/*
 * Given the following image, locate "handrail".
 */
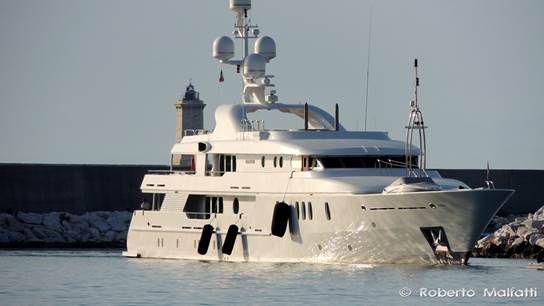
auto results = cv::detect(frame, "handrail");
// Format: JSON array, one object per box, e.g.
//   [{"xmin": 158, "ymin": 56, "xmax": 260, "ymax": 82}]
[
  {"xmin": 240, "ymin": 119, "xmax": 265, "ymax": 132},
  {"xmin": 184, "ymin": 129, "xmax": 212, "ymax": 136},
  {"xmin": 147, "ymin": 170, "xmax": 195, "ymax": 175},
  {"xmin": 376, "ymin": 159, "xmax": 407, "ymax": 169}
]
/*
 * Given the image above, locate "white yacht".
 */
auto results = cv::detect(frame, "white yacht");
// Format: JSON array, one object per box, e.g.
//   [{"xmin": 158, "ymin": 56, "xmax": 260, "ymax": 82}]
[{"xmin": 123, "ymin": 0, "xmax": 514, "ymax": 264}]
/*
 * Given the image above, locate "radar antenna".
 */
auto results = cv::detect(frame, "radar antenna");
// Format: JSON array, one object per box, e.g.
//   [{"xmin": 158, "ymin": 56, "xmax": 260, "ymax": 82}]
[
  {"xmin": 405, "ymin": 58, "xmax": 428, "ymax": 177},
  {"xmin": 212, "ymin": 0, "xmax": 278, "ymax": 104}
]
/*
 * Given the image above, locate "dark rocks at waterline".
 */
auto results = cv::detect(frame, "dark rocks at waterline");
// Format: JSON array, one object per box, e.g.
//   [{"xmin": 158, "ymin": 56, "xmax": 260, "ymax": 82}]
[
  {"xmin": 474, "ymin": 205, "xmax": 544, "ymax": 258},
  {"xmin": 0, "ymin": 211, "xmax": 132, "ymax": 248}
]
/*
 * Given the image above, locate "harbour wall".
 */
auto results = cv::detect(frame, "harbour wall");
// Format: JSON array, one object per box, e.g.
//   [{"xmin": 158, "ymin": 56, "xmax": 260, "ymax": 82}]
[{"xmin": 0, "ymin": 164, "xmax": 542, "ymax": 214}]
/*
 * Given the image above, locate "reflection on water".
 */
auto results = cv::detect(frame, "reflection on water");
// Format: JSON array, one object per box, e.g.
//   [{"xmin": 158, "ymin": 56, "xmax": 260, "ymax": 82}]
[{"xmin": 0, "ymin": 250, "xmax": 542, "ymax": 306}]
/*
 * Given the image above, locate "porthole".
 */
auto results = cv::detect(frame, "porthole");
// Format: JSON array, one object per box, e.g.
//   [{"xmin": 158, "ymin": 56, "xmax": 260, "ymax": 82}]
[
  {"xmin": 308, "ymin": 202, "xmax": 313, "ymax": 220},
  {"xmin": 325, "ymin": 202, "xmax": 331, "ymax": 220},
  {"xmin": 429, "ymin": 203, "xmax": 437, "ymax": 209},
  {"xmin": 261, "ymin": 156, "xmax": 265, "ymax": 168},
  {"xmin": 279, "ymin": 156, "xmax": 283, "ymax": 168},
  {"xmin": 233, "ymin": 198, "xmax": 240, "ymax": 214},
  {"xmin": 273, "ymin": 156, "xmax": 277, "ymax": 168}
]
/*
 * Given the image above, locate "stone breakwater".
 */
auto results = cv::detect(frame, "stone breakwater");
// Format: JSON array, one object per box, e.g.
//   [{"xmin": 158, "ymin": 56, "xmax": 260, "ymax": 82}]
[
  {"xmin": 474, "ymin": 205, "xmax": 544, "ymax": 258},
  {"xmin": 0, "ymin": 211, "xmax": 131, "ymax": 247}
]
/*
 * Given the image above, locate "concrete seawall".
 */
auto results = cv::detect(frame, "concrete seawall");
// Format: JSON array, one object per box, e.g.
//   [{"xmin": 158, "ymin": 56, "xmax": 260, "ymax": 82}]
[
  {"xmin": 1, "ymin": 163, "xmax": 542, "ymax": 214},
  {"xmin": 0, "ymin": 164, "xmax": 167, "ymax": 214}
]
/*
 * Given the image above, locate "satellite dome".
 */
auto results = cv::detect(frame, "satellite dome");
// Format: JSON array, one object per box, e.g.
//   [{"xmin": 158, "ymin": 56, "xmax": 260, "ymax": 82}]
[
  {"xmin": 229, "ymin": 0, "xmax": 251, "ymax": 12},
  {"xmin": 243, "ymin": 53, "xmax": 266, "ymax": 79},
  {"xmin": 255, "ymin": 36, "xmax": 276, "ymax": 61},
  {"xmin": 212, "ymin": 36, "xmax": 234, "ymax": 61}
]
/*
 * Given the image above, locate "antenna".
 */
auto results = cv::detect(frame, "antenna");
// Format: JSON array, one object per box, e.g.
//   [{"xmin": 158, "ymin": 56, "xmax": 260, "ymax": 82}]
[
  {"xmin": 405, "ymin": 58, "xmax": 428, "ymax": 177},
  {"xmin": 213, "ymin": 0, "xmax": 277, "ymax": 104},
  {"xmin": 484, "ymin": 160, "xmax": 495, "ymax": 189},
  {"xmin": 363, "ymin": 4, "xmax": 373, "ymax": 131}
]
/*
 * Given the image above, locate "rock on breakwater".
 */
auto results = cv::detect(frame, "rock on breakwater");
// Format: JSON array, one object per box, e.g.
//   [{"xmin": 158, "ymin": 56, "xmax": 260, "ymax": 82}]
[
  {"xmin": 0, "ymin": 211, "xmax": 132, "ymax": 248},
  {"xmin": 474, "ymin": 205, "xmax": 544, "ymax": 258}
]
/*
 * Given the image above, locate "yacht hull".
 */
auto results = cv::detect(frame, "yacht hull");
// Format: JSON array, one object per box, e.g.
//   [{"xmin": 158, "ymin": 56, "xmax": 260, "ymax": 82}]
[{"xmin": 123, "ymin": 189, "xmax": 513, "ymax": 264}]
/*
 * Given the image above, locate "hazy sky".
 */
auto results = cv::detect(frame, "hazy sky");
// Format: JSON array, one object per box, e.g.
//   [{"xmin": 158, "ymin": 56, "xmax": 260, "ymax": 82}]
[{"xmin": 1, "ymin": 0, "xmax": 543, "ymax": 169}]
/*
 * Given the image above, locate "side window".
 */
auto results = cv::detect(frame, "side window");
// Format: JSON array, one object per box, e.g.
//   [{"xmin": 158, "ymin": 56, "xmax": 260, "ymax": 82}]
[
  {"xmin": 233, "ymin": 198, "xmax": 239, "ymax": 214},
  {"xmin": 232, "ymin": 156, "xmax": 237, "ymax": 172},
  {"xmin": 261, "ymin": 156, "xmax": 266, "ymax": 168},
  {"xmin": 325, "ymin": 202, "xmax": 331, "ymax": 220},
  {"xmin": 211, "ymin": 197, "xmax": 217, "ymax": 213},
  {"xmin": 308, "ymin": 202, "xmax": 313, "ymax": 220},
  {"xmin": 219, "ymin": 155, "xmax": 225, "ymax": 174},
  {"xmin": 219, "ymin": 197, "xmax": 224, "ymax": 213},
  {"xmin": 301, "ymin": 202, "xmax": 306, "ymax": 220},
  {"xmin": 295, "ymin": 202, "xmax": 300, "ymax": 220},
  {"xmin": 205, "ymin": 197, "xmax": 211, "ymax": 219},
  {"xmin": 279, "ymin": 156, "xmax": 283, "ymax": 168},
  {"xmin": 302, "ymin": 156, "xmax": 314, "ymax": 171},
  {"xmin": 273, "ymin": 156, "xmax": 277, "ymax": 168},
  {"xmin": 225, "ymin": 155, "xmax": 232, "ymax": 172}
]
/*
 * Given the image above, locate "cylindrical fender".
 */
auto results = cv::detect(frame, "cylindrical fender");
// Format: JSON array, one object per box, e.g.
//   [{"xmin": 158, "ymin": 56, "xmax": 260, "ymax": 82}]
[
  {"xmin": 198, "ymin": 224, "xmax": 214, "ymax": 255},
  {"xmin": 221, "ymin": 224, "xmax": 239, "ymax": 255},
  {"xmin": 271, "ymin": 201, "xmax": 290, "ymax": 237}
]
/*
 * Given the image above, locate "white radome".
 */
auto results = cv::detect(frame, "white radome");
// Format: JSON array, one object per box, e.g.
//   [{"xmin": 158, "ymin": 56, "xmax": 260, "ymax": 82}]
[
  {"xmin": 255, "ymin": 36, "xmax": 276, "ymax": 61},
  {"xmin": 212, "ymin": 36, "xmax": 234, "ymax": 61},
  {"xmin": 243, "ymin": 53, "xmax": 266, "ymax": 79},
  {"xmin": 229, "ymin": 0, "xmax": 251, "ymax": 12}
]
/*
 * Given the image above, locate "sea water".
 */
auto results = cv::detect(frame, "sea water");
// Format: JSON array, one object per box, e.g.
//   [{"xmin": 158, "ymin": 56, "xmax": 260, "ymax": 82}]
[{"xmin": 0, "ymin": 250, "xmax": 542, "ymax": 306}]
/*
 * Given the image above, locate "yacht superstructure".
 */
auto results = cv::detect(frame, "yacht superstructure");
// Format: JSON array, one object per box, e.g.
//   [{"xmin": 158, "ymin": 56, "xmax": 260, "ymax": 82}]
[{"xmin": 123, "ymin": 0, "xmax": 514, "ymax": 264}]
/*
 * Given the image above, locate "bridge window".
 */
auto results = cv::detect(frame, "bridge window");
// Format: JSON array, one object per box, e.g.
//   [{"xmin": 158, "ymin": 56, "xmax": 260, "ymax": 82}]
[{"xmin": 316, "ymin": 156, "xmax": 418, "ymax": 169}]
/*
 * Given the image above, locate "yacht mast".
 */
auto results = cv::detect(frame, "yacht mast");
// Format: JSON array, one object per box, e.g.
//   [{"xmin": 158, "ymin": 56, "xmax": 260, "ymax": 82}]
[
  {"xmin": 405, "ymin": 58, "xmax": 428, "ymax": 177},
  {"xmin": 213, "ymin": 0, "xmax": 278, "ymax": 104}
]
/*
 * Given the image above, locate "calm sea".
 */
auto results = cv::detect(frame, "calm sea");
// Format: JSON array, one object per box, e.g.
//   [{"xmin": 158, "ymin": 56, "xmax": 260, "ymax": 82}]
[{"xmin": 0, "ymin": 250, "xmax": 542, "ymax": 306}]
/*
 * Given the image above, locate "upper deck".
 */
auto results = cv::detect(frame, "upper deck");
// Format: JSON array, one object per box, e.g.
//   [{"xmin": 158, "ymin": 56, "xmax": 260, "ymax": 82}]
[{"xmin": 171, "ymin": 103, "xmax": 420, "ymax": 157}]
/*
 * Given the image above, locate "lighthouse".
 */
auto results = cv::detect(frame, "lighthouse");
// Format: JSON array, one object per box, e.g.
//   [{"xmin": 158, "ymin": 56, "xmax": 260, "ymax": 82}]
[{"xmin": 173, "ymin": 83, "xmax": 206, "ymax": 167}]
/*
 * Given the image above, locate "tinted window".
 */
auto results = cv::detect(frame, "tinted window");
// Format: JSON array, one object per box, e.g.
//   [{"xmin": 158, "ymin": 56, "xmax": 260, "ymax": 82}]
[
  {"xmin": 211, "ymin": 197, "xmax": 217, "ymax": 213},
  {"xmin": 233, "ymin": 198, "xmax": 239, "ymax": 214},
  {"xmin": 317, "ymin": 156, "xmax": 417, "ymax": 169},
  {"xmin": 226, "ymin": 155, "xmax": 232, "ymax": 172}
]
